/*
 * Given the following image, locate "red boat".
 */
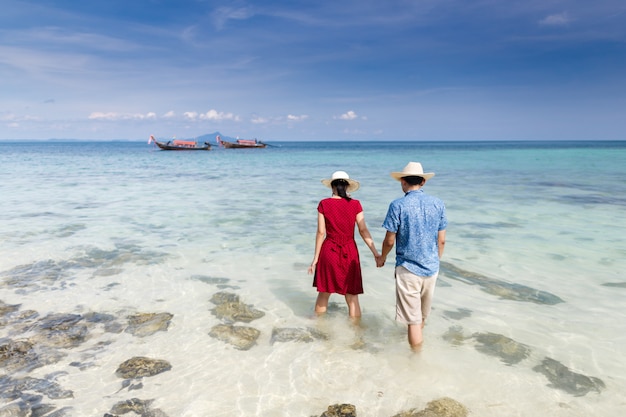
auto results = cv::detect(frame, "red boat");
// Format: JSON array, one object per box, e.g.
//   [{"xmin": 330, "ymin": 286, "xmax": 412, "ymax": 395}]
[
  {"xmin": 149, "ymin": 135, "xmax": 211, "ymax": 151},
  {"xmin": 217, "ymin": 135, "xmax": 267, "ymax": 149}
]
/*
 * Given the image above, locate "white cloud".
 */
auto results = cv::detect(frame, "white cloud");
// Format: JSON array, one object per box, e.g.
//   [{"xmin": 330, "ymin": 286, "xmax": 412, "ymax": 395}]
[
  {"xmin": 89, "ymin": 112, "xmax": 116, "ymax": 120},
  {"xmin": 251, "ymin": 116, "xmax": 268, "ymax": 124},
  {"xmin": 86, "ymin": 110, "xmax": 239, "ymax": 123},
  {"xmin": 287, "ymin": 114, "xmax": 309, "ymax": 121},
  {"xmin": 539, "ymin": 12, "xmax": 572, "ymax": 26},
  {"xmin": 199, "ymin": 109, "xmax": 240, "ymax": 121},
  {"xmin": 1, "ymin": 113, "xmax": 42, "ymax": 133},
  {"xmin": 336, "ymin": 110, "xmax": 358, "ymax": 120},
  {"xmin": 88, "ymin": 112, "xmax": 155, "ymax": 121},
  {"xmin": 0, "ymin": 112, "xmax": 32, "ymax": 128}
]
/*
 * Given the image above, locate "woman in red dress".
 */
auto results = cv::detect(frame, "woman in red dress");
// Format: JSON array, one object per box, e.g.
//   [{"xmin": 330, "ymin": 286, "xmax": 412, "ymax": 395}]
[{"xmin": 308, "ymin": 171, "xmax": 380, "ymax": 319}]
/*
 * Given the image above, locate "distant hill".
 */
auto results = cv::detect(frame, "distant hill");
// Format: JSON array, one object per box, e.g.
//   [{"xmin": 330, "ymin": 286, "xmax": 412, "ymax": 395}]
[{"xmin": 194, "ymin": 131, "xmax": 234, "ymax": 143}]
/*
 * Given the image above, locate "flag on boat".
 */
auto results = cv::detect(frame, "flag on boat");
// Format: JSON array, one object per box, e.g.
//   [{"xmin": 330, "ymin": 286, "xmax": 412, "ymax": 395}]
[
  {"xmin": 216, "ymin": 135, "xmax": 221, "ymax": 144},
  {"xmin": 148, "ymin": 135, "xmax": 155, "ymax": 144}
]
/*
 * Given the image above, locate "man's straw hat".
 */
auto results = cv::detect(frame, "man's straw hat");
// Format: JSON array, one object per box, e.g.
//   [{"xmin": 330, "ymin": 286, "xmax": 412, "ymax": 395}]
[{"xmin": 390, "ymin": 162, "xmax": 435, "ymax": 181}]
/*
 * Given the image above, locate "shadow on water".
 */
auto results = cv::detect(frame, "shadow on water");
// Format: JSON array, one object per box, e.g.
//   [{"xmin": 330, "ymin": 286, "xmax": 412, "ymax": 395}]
[
  {"xmin": 442, "ymin": 325, "xmax": 606, "ymax": 396},
  {"xmin": 439, "ymin": 261, "xmax": 564, "ymax": 305}
]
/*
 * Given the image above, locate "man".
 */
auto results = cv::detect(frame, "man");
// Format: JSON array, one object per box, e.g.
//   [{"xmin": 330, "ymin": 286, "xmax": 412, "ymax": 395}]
[{"xmin": 377, "ymin": 162, "xmax": 447, "ymax": 350}]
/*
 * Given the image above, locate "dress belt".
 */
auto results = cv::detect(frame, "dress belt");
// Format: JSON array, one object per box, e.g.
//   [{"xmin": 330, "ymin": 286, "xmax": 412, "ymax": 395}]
[{"xmin": 326, "ymin": 234, "xmax": 355, "ymax": 259}]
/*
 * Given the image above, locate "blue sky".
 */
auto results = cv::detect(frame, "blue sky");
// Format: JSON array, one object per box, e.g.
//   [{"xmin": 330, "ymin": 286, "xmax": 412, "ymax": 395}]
[{"xmin": 1, "ymin": 0, "xmax": 625, "ymax": 141}]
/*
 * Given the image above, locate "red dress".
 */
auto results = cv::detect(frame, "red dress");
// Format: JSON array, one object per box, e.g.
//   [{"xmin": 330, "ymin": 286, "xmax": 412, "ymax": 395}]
[{"xmin": 313, "ymin": 197, "xmax": 364, "ymax": 295}]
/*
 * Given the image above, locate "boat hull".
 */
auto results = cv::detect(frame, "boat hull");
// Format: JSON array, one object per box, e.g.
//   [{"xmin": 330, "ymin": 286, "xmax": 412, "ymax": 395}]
[
  {"xmin": 220, "ymin": 140, "xmax": 266, "ymax": 149},
  {"xmin": 155, "ymin": 141, "xmax": 211, "ymax": 151}
]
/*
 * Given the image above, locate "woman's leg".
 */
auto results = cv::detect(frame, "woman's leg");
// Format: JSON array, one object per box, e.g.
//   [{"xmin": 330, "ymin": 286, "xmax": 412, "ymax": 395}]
[
  {"xmin": 344, "ymin": 293, "xmax": 362, "ymax": 319},
  {"xmin": 315, "ymin": 292, "xmax": 331, "ymax": 315}
]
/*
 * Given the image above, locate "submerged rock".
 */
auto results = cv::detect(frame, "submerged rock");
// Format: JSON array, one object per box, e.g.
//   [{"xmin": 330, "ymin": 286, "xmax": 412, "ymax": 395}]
[
  {"xmin": 1, "ymin": 244, "xmax": 167, "ymax": 293},
  {"xmin": 532, "ymin": 357, "xmax": 605, "ymax": 396},
  {"xmin": 115, "ymin": 357, "xmax": 172, "ymax": 379},
  {"xmin": 85, "ymin": 312, "xmax": 124, "ymax": 334},
  {"xmin": 270, "ymin": 327, "xmax": 329, "ymax": 345},
  {"xmin": 32, "ymin": 313, "xmax": 89, "ymax": 348},
  {"xmin": 601, "ymin": 282, "xmax": 626, "ymax": 288},
  {"xmin": 393, "ymin": 397, "xmax": 468, "ymax": 417},
  {"xmin": 0, "ymin": 259, "xmax": 72, "ymax": 291},
  {"xmin": 192, "ymin": 275, "xmax": 231, "ymax": 285},
  {"xmin": 2, "ymin": 309, "xmax": 39, "ymax": 330},
  {"xmin": 108, "ymin": 398, "xmax": 169, "ymax": 416},
  {"xmin": 441, "ymin": 326, "xmax": 469, "ymax": 346},
  {"xmin": 210, "ymin": 291, "xmax": 240, "ymax": 305},
  {"xmin": 0, "ymin": 339, "xmax": 38, "ymax": 372},
  {"xmin": 0, "ymin": 300, "xmax": 21, "ymax": 316},
  {"xmin": 117, "ymin": 378, "xmax": 144, "ymax": 392},
  {"xmin": 0, "ymin": 399, "xmax": 57, "ymax": 417},
  {"xmin": 37, "ymin": 313, "xmax": 82, "ymax": 329},
  {"xmin": 209, "ymin": 291, "xmax": 265, "ymax": 322},
  {"xmin": 209, "ymin": 324, "xmax": 260, "ymax": 350},
  {"xmin": 0, "ymin": 374, "xmax": 73, "ymax": 400},
  {"xmin": 0, "ymin": 373, "xmax": 73, "ymax": 417},
  {"xmin": 440, "ymin": 261, "xmax": 564, "ymax": 305},
  {"xmin": 0, "ymin": 338, "xmax": 66, "ymax": 373},
  {"xmin": 72, "ymin": 243, "xmax": 165, "ymax": 269},
  {"xmin": 125, "ymin": 313, "xmax": 173, "ymax": 337},
  {"xmin": 211, "ymin": 302, "xmax": 265, "ymax": 323},
  {"xmin": 442, "ymin": 308, "xmax": 472, "ymax": 320},
  {"xmin": 84, "ymin": 312, "xmax": 116, "ymax": 323},
  {"xmin": 319, "ymin": 403, "xmax": 357, "ymax": 417},
  {"xmin": 442, "ymin": 327, "xmax": 531, "ymax": 365},
  {"xmin": 472, "ymin": 332, "xmax": 531, "ymax": 365}
]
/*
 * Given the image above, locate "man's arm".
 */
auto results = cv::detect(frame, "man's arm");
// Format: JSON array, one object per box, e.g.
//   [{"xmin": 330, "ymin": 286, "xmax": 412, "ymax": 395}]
[
  {"xmin": 377, "ymin": 231, "xmax": 396, "ymax": 267},
  {"xmin": 437, "ymin": 230, "xmax": 446, "ymax": 258}
]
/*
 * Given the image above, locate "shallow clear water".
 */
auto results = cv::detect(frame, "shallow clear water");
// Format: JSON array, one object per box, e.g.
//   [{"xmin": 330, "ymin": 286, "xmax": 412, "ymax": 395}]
[{"xmin": 1, "ymin": 140, "xmax": 625, "ymax": 416}]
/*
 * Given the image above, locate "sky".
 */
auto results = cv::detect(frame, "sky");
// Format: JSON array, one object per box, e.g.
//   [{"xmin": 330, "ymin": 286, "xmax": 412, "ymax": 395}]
[{"xmin": 1, "ymin": 0, "xmax": 625, "ymax": 141}]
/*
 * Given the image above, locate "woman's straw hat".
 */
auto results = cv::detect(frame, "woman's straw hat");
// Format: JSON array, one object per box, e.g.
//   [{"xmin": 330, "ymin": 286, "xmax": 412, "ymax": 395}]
[
  {"xmin": 390, "ymin": 162, "xmax": 435, "ymax": 181},
  {"xmin": 321, "ymin": 171, "xmax": 360, "ymax": 192}
]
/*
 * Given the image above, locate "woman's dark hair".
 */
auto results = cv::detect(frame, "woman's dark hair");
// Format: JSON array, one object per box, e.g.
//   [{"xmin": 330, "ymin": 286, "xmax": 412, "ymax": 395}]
[
  {"xmin": 403, "ymin": 176, "xmax": 425, "ymax": 186},
  {"xmin": 331, "ymin": 179, "xmax": 352, "ymax": 201}
]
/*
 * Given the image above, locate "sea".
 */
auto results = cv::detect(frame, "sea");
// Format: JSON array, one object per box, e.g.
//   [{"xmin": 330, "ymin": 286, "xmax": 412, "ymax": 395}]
[{"xmin": 0, "ymin": 140, "xmax": 625, "ymax": 417}]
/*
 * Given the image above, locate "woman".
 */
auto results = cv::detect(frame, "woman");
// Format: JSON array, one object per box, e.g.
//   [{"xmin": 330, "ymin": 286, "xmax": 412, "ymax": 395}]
[{"xmin": 308, "ymin": 171, "xmax": 380, "ymax": 319}]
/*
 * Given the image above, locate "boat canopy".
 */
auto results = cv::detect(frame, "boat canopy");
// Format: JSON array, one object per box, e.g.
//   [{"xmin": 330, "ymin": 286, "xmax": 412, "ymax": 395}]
[
  {"xmin": 236, "ymin": 139, "xmax": 257, "ymax": 145},
  {"xmin": 172, "ymin": 140, "xmax": 197, "ymax": 147}
]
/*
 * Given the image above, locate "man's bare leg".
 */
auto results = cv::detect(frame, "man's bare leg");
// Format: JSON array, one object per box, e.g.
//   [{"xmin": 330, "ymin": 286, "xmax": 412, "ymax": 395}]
[{"xmin": 408, "ymin": 320, "xmax": 425, "ymax": 350}]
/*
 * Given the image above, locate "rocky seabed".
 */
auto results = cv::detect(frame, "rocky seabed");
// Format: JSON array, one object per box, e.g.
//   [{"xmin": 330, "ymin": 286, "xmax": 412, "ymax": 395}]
[{"xmin": 0, "ymin": 256, "xmax": 607, "ymax": 416}]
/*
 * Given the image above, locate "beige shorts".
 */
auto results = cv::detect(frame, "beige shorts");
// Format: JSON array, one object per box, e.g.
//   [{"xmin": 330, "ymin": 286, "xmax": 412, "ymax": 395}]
[{"xmin": 395, "ymin": 266, "xmax": 438, "ymax": 325}]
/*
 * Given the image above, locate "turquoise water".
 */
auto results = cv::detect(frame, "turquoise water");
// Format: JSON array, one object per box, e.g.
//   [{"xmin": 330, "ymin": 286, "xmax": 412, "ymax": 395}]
[{"xmin": 1, "ymin": 140, "xmax": 625, "ymax": 416}]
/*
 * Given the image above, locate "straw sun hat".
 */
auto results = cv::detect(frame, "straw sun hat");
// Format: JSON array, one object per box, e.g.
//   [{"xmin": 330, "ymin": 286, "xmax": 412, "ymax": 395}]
[
  {"xmin": 321, "ymin": 171, "xmax": 360, "ymax": 193},
  {"xmin": 390, "ymin": 162, "xmax": 435, "ymax": 181}
]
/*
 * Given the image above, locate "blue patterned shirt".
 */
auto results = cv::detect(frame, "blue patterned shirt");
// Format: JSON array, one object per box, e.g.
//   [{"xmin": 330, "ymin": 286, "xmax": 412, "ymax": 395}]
[{"xmin": 382, "ymin": 189, "xmax": 447, "ymax": 276}]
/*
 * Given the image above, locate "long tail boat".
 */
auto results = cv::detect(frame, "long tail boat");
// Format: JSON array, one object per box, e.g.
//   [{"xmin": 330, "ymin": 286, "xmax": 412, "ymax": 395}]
[
  {"xmin": 216, "ymin": 135, "xmax": 267, "ymax": 149},
  {"xmin": 149, "ymin": 135, "xmax": 211, "ymax": 151}
]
